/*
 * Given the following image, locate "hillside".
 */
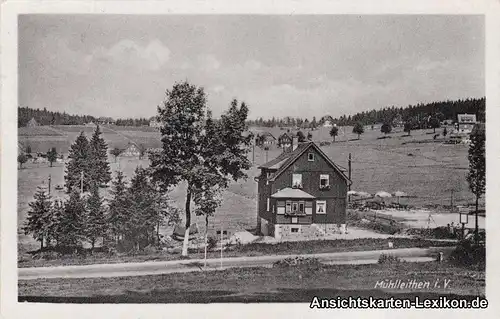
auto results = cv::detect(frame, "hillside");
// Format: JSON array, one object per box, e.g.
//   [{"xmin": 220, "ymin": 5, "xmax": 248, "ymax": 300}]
[{"xmin": 18, "ymin": 125, "xmax": 162, "ymax": 154}]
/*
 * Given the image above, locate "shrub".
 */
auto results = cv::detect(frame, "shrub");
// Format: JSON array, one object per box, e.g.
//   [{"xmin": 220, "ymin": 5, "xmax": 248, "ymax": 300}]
[
  {"xmin": 378, "ymin": 253, "xmax": 402, "ymax": 264},
  {"xmin": 207, "ymin": 236, "xmax": 218, "ymax": 251},
  {"xmin": 448, "ymin": 239, "xmax": 485, "ymax": 269}
]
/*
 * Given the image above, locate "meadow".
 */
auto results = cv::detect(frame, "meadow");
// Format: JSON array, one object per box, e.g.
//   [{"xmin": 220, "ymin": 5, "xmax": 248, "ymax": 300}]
[{"xmin": 17, "ymin": 123, "xmax": 480, "ymax": 254}]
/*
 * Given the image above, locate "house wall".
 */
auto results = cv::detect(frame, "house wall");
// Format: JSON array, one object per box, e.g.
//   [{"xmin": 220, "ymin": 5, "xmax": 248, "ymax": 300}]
[
  {"xmin": 257, "ymin": 168, "xmax": 276, "ymax": 223},
  {"xmin": 272, "ymin": 146, "xmax": 347, "ymax": 224}
]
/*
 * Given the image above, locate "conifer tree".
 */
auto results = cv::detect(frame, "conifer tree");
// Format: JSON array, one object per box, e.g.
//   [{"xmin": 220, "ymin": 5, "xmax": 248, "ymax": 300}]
[
  {"xmin": 48, "ymin": 199, "xmax": 65, "ymax": 247},
  {"xmin": 467, "ymin": 127, "xmax": 485, "ymax": 243},
  {"xmin": 58, "ymin": 190, "xmax": 86, "ymax": 247},
  {"xmin": 107, "ymin": 171, "xmax": 130, "ymax": 244},
  {"xmin": 65, "ymin": 132, "xmax": 90, "ymax": 193},
  {"xmin": 85, "ymin": 185, "xmax": 108, "ymax": 249},
  {"xmin": 88, "ymin": 125, "xmax": 111, "ymax": 188},
  {"xmin": 23, "ymin": 186, "xmax": 52, "ymax": 250}
]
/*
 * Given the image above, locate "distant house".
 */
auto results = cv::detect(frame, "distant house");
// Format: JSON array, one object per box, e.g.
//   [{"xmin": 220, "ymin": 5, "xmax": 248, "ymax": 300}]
[
  {"xmin": 122, "ymin": 143, "xmax": 141, "ymax": 157},
  {"xmin": 27, "ymin": 117, "xmax": 38, "ymax": 127},
  {"xmin": 97, "ymin": 117, "xmax": 115, "ymax": 125},
  {"xmin": 456, "ymin": 114, "xmax": 477, "ymax": 134},
  {"xmin": 392, "ymin": 114, "xmax": 403, "ymax": 128},
  {"xmin": 85, "ymin": 121, "xmax": 96, "ymax": 127},
  {"xmin": 277, "ymin": 132, "xmax": 293, "ymax": 149},
  {"xmin": 255, "ymin": 137, "xmax": 351, "ymax": 239},
  {"xmin": 149, "ymin": 117, "xmax": 162, "ymax": 129},
  {"xmin": 323, "ymin": 120, "xmax": 332, "ymax": 128},
  {"xmin": 259, "ymin": 132, "xmax": 276, "ymax": 147}
]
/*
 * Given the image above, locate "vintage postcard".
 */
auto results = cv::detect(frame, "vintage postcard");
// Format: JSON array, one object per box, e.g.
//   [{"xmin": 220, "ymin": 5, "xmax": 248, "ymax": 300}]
[{"xmin": 1, "ymin": 0, "xmax": 499, "ymax": 318}]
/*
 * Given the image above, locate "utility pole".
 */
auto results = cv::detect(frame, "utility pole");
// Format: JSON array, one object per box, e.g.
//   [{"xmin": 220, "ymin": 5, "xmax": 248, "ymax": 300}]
[
  {"xmin": 220, "ymin": 224, "xmax": 223, "ymax": 269},
  {"xmin": 450, "ymin": 189, "xmax": 454, "ymax": 208},
  {"xmin": 348, "ymin": 153, "xmax": 352, "ymax": 191},
  {"xmin": 48, "ymin": 174, "xmax": 51, "ymax": 195},
  {"xmin": 252, "ymin": 142, "xmax": 255, "ymax": 164}
]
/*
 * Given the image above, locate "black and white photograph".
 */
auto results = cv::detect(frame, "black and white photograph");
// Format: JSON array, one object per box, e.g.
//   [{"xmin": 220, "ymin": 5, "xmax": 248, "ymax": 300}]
[{"xmin": 1, "ymin": 0, "xmax": 500, "ymax": 317}]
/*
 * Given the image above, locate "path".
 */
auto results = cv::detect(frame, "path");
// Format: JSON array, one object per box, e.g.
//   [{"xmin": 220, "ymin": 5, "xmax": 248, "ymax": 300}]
[{"xmin": 19, "ymin": 246, "xmax": 455, "ymax": 280}]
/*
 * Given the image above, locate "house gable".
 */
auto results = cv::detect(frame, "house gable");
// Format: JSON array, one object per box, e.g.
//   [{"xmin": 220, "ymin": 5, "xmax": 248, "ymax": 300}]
[{"xmin": 269, "ymin": 142, "xmax": 350, "ymax": 184}]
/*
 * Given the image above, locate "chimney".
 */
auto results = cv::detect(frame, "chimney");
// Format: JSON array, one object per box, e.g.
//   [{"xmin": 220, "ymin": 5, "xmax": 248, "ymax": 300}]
[{"xmin": 292, "ymin": 136, "xmax": 298, "ymax": 151}]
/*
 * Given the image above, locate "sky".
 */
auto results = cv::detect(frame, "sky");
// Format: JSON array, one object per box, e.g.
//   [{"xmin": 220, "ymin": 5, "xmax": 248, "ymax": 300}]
[{"xmin": 18, "ymin": 15, "xmax": 485, "ymax": 120}]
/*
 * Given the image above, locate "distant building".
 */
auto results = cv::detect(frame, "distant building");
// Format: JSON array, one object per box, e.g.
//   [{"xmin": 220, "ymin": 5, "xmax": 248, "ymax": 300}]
[
  {"xmin": 122, "ymin": 143, "xmax": 141, "ymax": 157},
  {"xmin": 149, "ymin": 117, "xmax": 162, "ymax": 129},
  {"xmin": 392, "ymin": 114, "xmax": 403, "ymax": 128},
  {"xmin": 323, "ymin": 120, "xmax": 332, "ymax": 127},
  {"xmin": 259, "ymin": 132, "xmax": 276, "ymax": 147},
  {"xmin": 278, "ymin": 132, "xmax": 293, "ymax": 149},
  {"xmin": 85, "ymin": 121, "xmax": 96, "ymax": 127},
  {"xmin": 456, "ymin": 114, "xmax": 477, "ymax": 134},
  {"xmin": 97, "ymin": 117, "xmax": 115, "ymax": 125},
  {"xmin": 27, "ymin": 117, "xmax": 38, "ymax": 127}
]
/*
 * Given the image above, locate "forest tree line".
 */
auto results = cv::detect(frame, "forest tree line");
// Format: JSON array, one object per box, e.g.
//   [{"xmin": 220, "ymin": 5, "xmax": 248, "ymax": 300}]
[{"xmin": 246, "ymin": 98, "xmax": 485, "ymax": 128}]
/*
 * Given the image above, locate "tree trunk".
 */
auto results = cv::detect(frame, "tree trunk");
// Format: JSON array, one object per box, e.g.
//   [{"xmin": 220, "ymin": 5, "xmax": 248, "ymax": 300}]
[
  {"xmin": 91, "ymin": 239, "xmax": 95, "ymax": 250},
  {"xmin": 204, "ymin": 215, "xmax": 209, "ymax": 268},
  {"xmin": 181, "ymin": 186, "xmax": 192, "ymax": 256},
  {"xmin": 475, "ymin": 195, "xmax": 479, "ymax": 244}
]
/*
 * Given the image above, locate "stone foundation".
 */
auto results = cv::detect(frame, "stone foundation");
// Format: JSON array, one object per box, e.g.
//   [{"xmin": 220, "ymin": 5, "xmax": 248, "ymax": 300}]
[{"xmin": 274, "ymin": 223, "xmax": 346, "ymax": 240}]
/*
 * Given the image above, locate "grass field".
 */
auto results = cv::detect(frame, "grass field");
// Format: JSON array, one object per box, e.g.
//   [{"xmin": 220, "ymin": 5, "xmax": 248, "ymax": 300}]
[
  {"xmin": 17, "ymin": 124, "xmax": 481, "ymax": 256},
  {"xmin": 18, "ymin": 261, "xmax": 485, "ymax": 302},
  {"xmin": 18, "ymin": 237, "xmax": 456, "ymax": 268}
]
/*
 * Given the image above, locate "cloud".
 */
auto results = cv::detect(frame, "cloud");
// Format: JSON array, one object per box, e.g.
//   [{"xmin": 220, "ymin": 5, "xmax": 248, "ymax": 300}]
[
  {"xmin": 87, "ymin": 39, "xmax": 171, "ymax": 70},
  {"xmin": 197, "ymin": 54, "xmax": 221, "ymax": 71}
]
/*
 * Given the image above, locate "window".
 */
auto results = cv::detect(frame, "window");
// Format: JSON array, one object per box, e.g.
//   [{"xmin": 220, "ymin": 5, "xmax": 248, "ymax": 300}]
[
  {"xmin": 292, "ymin": 202, "xmax": 298, "ymax": 213},
  {"xmin": 299, "ymin": 201, "xmax": 305, "ymax": 214},
  {"xmin": 292, "ymin": 174, "xmax": 302, "ymax": 188},
  {"xmin": 267, "ymin": 198, "xmax": 270, "ymax": 212},
  {"xmin": 316, "ymin": 200, "xmax": 326, "ymax": 214},
  {"xmin": 291, "ymin": 217, "xmax": 298, "ymax": 224},
  {"xmin": 291, "ymin": 227, "xmax": 299, "ymax": 233},
  {"xmin": 308, "ymin": 153, "xmax": 315, "ymax": 161},
  {"xmin": 320, "ymin": 174, "xmax": 330, "ymax": 189},
  {"xmin": 285, "ymin": 201, "xmax": 291, "ymax": 214}
]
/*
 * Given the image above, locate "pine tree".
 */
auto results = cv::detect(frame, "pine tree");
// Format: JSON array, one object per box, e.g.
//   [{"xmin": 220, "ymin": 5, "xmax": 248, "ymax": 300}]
[
  {"xmin": 23, "ymin": 186, "xmax": 52, "ymax": 250},
  {"xmin": 126, "ymin": 167, "xmax": 159, "ymax": 249},
  {"xmin": 58, "ymin": 190, "xmax": 86, "ymax": 247},
  {"xmin": 85, "ymin": 185, "xmax": 108, "ymax": 249},
  {"xmin": 65, "ymin": 132, "xmax": 90, "ymax": 193},
  {"xmin": 48, "ymin": 199, "xmax": 65, "ymax": 247},
  {"xmin": 88, "ymin": 125, "xmax": 111, "ymax": 188},
  {"xmin": 467, "ymin": 127, "xmax": 485, "ymax": 243},
  {"xmin": 107, "ymin": 171, "xmax": 130, "ymax": 244}
]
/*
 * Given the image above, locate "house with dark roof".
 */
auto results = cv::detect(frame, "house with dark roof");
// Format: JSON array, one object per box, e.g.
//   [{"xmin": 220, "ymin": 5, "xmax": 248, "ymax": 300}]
[
  {"xmin": 277, "ymin": 132, "xmax": 293, "ymax": 149},
  {"xmin": 255, "ymin": 137, "xmax": 351, "ymax": 239},
  {"xmin": 258, "ymin": 132, "xmax": 276, "ymax": 147}
]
